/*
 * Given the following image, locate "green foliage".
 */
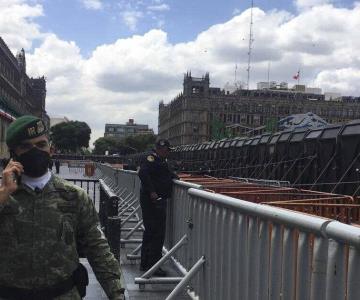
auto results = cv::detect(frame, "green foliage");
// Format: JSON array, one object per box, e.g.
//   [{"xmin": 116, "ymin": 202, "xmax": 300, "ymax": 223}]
[
  {"xmin": 50, "ymin": 121, "xmax": 91, "ymax": 153},
  {"xmin": 92, "ymin": 136, "xmax": 120, "ymax": 155},
  {"xmin": 81, "ymin": 148, "xmax": 92, "ymax": 155},
  {"xmin": 265, "ymin": 117, "xmax": 278, "ymax": 132},
  {"xmin": 92, "ymin": 134, "xmax": 156, "ymax": 155},
  {"xmin": 210, "ymin": 118, "xmax": 232, "ymax": 140},
  {"xmin": 124, "ymin": 134, "xmax": 156, "ymax": 152}
]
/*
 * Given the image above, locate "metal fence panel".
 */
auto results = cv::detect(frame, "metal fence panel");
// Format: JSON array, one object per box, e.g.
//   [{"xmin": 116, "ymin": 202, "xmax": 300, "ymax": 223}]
[{"xmin": 101, "ymin": 166, "xmax": 360, "ymax": 300}]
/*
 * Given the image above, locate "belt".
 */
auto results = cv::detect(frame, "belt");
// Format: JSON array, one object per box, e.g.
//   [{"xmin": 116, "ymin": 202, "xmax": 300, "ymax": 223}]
[{"xmin": 0, "ymin": 276, "xmax": 75, "ymax": 300}]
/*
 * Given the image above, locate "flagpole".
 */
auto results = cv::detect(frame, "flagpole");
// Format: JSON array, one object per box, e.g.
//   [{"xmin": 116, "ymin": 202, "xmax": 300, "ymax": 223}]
[{"xmin": 298, "ymin": 69, "xmax": 300, "ymax": 85}]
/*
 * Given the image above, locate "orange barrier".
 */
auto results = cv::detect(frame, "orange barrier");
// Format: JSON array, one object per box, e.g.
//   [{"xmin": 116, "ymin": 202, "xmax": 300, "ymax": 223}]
[
  {"xmin": 179, "ymin": 173, "xmax": 360, "ymax": 224},
  {"xmin": 84, "ymin": 162, "xmax": 95, "ymax": 176}
]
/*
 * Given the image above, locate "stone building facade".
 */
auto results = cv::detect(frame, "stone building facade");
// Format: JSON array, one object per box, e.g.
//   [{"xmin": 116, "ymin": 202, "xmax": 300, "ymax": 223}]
[
  {"xmin": 159, "ymin": 73, "xmax": 360, "ymax": 146},
  {"xmin": 0, "ymin": 37, "xmax": 48, "ymax": 157},
  {"xmin": 105, "ymin": 119, "xmax": 154, "ymax": 139}
]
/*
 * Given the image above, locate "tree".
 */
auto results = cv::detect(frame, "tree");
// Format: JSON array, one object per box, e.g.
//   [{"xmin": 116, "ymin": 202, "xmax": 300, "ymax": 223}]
[
  {"xmin": 50, "ymin": 121, "xmax": 91, "ymax": 153},
  {"xmin": 124, "ymin": 134, "xmax": 156, "ymax": 152},
  {"xmin": 92, "ymin": 136, "xmax": 120, "ymax": 155},
  {"xmin": 92, "ymin": 134, "xmax": 157, "ymax": 155},
  {"xmin": 210, "ymin": 118, "xmax": 228, "ymax": 140}
]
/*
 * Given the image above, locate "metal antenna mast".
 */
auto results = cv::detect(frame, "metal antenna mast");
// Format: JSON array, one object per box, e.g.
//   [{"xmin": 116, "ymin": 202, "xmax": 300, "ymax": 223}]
[
  {"xmin": 234, "ymin": 64, "xmax": 238, "ymax": 87},
  {"xmin": 247, "ymin": 0, "xmax": 254, "ymax": 90}
]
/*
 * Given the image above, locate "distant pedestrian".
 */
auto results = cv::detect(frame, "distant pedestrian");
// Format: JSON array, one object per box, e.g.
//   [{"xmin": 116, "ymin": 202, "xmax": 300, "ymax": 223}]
[
  {"xmin": 49, "ymin": 158, "xmax": 54, "ymax": 171},
  {"xmin": 55, "ymin": 159, "xmax": 60, "ymax": 174}
]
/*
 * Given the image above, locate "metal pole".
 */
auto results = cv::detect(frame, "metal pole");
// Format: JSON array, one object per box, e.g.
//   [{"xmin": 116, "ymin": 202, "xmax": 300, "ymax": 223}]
[
  {"xmin": 135, "ymin": 277, "xmax": 183, "ymax": 284},
  {"xmin": 331, "ymin": 151, "xmax": 360, "ymax": 193},
  {"xmin": 166, "ymin": 256, "xmax": 206, "ymax": 300},
  {"xmin": 120, "ymin": 205, "xmax": 140, "ymax": 226},
  {"xmin": 126, "ymin": 244, "xmax": 142, "ymax": 260},
  {"xmin": 141, "ymin": 235, "xmax": 188, "ymax": 279},
  {"xmin": 124, "ymin": 219, "xmax": 144, "ymax": 239}
]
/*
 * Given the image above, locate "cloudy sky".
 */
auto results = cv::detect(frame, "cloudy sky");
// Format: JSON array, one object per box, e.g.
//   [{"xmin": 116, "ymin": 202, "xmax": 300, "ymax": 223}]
[{"xmin": 0, "ymin": 0, "xmax": 359, "ymax": 145}]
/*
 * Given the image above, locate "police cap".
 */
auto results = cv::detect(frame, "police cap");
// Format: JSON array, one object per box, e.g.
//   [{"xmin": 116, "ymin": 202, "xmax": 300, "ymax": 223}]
[
  {"xmin": 6, "ymin": 115, "xmax": 48, "ymax": 148},
  {"xmin": 155, "ymin": 139, "xmax": 173, "ymax": 150}
]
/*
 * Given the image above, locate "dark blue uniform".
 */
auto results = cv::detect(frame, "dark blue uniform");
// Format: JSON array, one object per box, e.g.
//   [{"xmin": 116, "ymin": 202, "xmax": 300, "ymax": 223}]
[{"xmin": 138, "ymin": 151, "xmax": 177, "ymax": 270}]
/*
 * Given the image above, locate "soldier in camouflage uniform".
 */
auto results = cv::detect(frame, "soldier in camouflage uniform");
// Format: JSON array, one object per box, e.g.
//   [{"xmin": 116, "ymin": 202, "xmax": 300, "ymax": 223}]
[{"xmin": 0, "ymin": 116, "xmax": 125, "ymax": 300}]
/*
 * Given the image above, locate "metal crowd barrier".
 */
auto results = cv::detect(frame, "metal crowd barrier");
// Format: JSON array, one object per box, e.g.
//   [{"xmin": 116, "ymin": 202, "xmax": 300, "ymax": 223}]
[
  {"xmin": 97, "ymin": 166, "xmax": 360, "ymax": 300},
  {"xmin": 175, "ymin": 189, "xmax": 360, "ymax": 300},
  {"xmin": 96, "ymin": 164, "xmax": 144, "ymax": 256},
  {"xmin": 67, "ymin": 160, "xmax": 86, "ymax": 173},
  {"xmin": 98, "ymin": 179, "xmax": 121, "ymax": 260},
  {"xmin": 66, "ymin": 178, "xmax": 99, "ymax": 202}
]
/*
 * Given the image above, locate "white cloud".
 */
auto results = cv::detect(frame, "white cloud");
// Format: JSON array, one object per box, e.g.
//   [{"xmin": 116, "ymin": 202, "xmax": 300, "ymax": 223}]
[
  {"xmin": 233, "ymin": 8, "xmax": 241, "ymax": 15},
  {"xmin": 294, "ymin": 0, "xmax": 333, "ymax": 10},
  {"xmin": 156, "ymin": 18, "xmax": 165, "ymax": 28},
  {"xmin": 0, "ymin": 0, "xmax": 43, "ymax": 51},
  {"xmin": 121, "ymin": 10, "xmax": 143, "ymax": 31},
  {"xmin": 147, "ymin": 3, "xmax": 170, "ymax": 12},
  {"xmin": 1, "ymin": 0, "xmax": 360, "ymax": 145},
  {"xmin": 315, "ymin": 68, "xmax": 360, "ymax": 95},
  {"xmin": 118, "ymin": 0, "xmax": 169, "ymax": 30},
  {"xmin": 27, "ymin": 34, "xmax": 83, "ymax": 81},
  {"xmin": 81, "ymin": 0, "xmax": 103, "ymax": 10}
]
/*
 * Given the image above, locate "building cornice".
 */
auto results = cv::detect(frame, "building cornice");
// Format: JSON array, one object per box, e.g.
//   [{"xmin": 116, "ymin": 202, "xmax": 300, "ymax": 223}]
[{"xmin": 0, "ymin": 37, "xmax": 21, "ymax": 70}]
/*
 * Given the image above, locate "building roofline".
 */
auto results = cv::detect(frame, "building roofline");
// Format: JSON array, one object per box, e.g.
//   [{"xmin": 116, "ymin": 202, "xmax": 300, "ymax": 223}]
[{"xmin": 0, "ymin": 37, "xmax": 21, "ymax": 70}]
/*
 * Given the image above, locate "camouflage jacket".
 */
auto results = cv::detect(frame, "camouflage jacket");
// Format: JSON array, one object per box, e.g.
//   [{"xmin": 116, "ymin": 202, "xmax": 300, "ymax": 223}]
[{"xmin": 0, "ymin": 175, "xmax": 123, "ymax": 299}]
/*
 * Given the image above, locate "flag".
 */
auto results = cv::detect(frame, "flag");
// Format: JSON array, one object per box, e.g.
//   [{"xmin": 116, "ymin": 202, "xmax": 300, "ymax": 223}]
[{"xmin": 293, "ymin": 70, "xmax": 300, "ymax": 80}]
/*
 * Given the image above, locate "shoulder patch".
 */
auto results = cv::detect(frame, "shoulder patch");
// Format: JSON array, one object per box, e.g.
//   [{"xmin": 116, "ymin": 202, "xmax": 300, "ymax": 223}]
[{"xmin": 147, "ymin": 155, "xmax": 155, "ymax": 162}]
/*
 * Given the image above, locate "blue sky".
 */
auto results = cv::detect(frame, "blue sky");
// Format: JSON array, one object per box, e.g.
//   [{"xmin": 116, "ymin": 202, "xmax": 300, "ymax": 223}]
[
  {"xmin": 1, "ymin": 0, "xmax": 359, "ymax": 142},
  {"xmin": 36, "ymin": 0, "xmax": 354, "ymax": 56}
]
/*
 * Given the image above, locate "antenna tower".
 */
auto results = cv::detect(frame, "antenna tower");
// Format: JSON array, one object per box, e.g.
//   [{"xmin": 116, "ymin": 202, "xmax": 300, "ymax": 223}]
[
  {"xmin": 246, "ymin": 0, "xmax": 254, "ymax": 90},
  {"xmin": 234, "ymin": 64, "xmax": 238, "ymax": 87}
]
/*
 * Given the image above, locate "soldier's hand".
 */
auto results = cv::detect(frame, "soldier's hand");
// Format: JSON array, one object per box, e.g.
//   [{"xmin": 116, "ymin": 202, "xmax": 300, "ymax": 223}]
[
  {"xmin": 150, "ymin": 192, "xmax": 159, "ymax": 201},
  {"xmin": 0, "ymin": 159, "xmax": 23, "ymax": 204},
  {"xmin": 119, "ymin": 288, "xmax": 126, "ymax": 300}
]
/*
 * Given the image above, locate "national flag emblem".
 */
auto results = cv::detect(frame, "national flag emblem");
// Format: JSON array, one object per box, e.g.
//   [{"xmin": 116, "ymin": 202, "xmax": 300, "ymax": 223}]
[{"xmin": 293, "ymin": 70, "xmax": 300, "ymax": 80}]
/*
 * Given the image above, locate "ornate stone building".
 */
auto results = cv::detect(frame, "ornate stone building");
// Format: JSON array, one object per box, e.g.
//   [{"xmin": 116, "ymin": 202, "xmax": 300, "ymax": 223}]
[
  {"xmin": 159, "ymin": 73, "xmax": 360, "ymax": 145},
  {"xmin": 0, "ymin": 37, "xmax": 48, "ymax": 157}
]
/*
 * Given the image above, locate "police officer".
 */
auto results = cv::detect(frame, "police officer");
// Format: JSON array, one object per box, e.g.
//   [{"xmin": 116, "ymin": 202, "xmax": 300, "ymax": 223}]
[
  {"xmin": 55, "ymin": 159, "xmax": 60, "ymax": 174},
  {"xmin": 0, "ymin": 116, "xmax": 125, "ymax": 300},
  {"xmin": 138, "ymin": 139, "xmax": 178, "ymax": 276}
]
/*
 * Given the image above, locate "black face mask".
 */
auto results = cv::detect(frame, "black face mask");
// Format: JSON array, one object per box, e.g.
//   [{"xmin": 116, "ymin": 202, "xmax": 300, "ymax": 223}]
[{"xmin": 16, "ymin": 147, "xmax": 50, "ymax": 177}]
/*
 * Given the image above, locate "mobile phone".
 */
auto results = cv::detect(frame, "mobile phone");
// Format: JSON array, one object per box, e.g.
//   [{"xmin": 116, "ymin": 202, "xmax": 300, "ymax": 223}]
[
  {"xmin": 11, "ymin": 172, "xmax": 21, "ymax": 185},
  {"xmin": 10, "ymin": 152, "xmax": 22, "ymax": 185}
]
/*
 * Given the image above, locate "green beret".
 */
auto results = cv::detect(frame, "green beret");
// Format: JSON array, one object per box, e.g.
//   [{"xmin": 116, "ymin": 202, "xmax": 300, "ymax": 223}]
[{"xmin": 6, "ymin": 115, "xmax": 48, "ymax": 148}]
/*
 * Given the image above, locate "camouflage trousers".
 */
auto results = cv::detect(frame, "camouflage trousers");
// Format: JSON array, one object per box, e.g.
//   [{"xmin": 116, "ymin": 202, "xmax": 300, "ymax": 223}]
[{"xmin": 0, "ymin": 286, "xmax": 81, "ymax": 300}]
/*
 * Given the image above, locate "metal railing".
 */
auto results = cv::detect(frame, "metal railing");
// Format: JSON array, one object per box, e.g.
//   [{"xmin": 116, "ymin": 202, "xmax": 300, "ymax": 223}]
[
  {"xmin": 66, "ymin": 178, "xmax": 99, "ymax": 202},
  {"xmin": 96, "ymin": 164, "xmax": 144, "ymax": 256},
  {"xmin": 180, "ymin": 188, "xmax": 360, "ymax": 300},
  {"xmin": 98, "ymin": 179, "xmax": 121, "ymax": 260},
  {"xmin": 95, "ymin": 165, "xmax": 360, "ymax": 299}
]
